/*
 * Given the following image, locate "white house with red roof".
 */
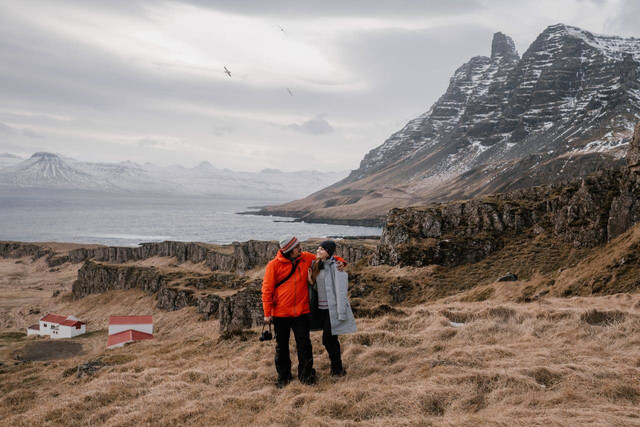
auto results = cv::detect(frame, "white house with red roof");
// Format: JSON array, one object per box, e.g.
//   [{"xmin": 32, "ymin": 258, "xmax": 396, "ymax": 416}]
[
  {"xmin": 106, "ymin": 316, "xmax": 153, "ymax": 349},
  {"xmin": 27, "ymin": 313, "xmax": 86, "ymax": 339}
]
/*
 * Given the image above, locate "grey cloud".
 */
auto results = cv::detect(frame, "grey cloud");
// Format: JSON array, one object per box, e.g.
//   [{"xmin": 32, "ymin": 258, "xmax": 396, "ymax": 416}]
[
  {"xmin": 605, "ymin": 0, "xmax": 640, "ymax": 37},
  {"xmin": 138, "ymin": 138, "xmax": 174, "ymax": 148},
  {"xmin": 332, "ymin": 24, "xmax": 493, "ymax": 118},
  {"xmin": 0, "ymin": 1, "xmax": 627, "ymax": 173},
  {"xmin": 22, "ymin": 128, "xmax": 45, "ymax": 139},
  {"xmin": 288, "ymin": 115, "xmax": 335, "ymax": 135},
  {"xmin": 0, "ymin": 122, "xmax": 13, "ymax": 133},
  {"xmin": 172, "ymin": 0, "xmax": 483, "ymax": 19},
  {"xmin": 212, "ymin": 126, "xmax": 234, "ymax": 137}
]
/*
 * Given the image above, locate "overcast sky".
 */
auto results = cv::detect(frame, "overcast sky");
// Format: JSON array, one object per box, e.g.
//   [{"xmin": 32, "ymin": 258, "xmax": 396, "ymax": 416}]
[{"xmin": 1, "ymin": 0, "xmax": 639, "ymax": 172}]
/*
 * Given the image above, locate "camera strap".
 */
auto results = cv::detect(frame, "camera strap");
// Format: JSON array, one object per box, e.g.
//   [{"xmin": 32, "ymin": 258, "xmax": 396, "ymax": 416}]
[{"xmin": 274, "ymin": 259, "xmax": 300, "ymax": 289}]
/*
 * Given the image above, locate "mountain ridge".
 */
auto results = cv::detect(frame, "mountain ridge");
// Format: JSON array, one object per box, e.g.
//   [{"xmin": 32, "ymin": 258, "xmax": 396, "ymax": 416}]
[
  {"xmin": 0, "ymin": 152, "xmax": 349, "ymax": 200},
  {"xmin": 258, "ymin": 23, "xmax": 640, "ymax": 224}
]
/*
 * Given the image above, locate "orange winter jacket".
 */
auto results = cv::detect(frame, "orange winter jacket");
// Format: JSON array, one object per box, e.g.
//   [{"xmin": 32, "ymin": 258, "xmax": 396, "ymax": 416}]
[{"xmin": 262, "ymin": 250, "xmax": 346, "ymax": 318}]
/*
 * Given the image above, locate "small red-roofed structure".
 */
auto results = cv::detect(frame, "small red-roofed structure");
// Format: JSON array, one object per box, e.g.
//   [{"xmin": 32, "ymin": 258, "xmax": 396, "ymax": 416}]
[
  {"xmin": 108, "ymin": 316, "xmax": 153, "ymax": 335},
  {"xmin": 106, "ymin": 316, "xmax": 154, "ymax": 349},
  {"xmin": 106, "ymin": 329, "xmax": 153, "ymax": 349},
  {"xmin": 28, "ymin": 313, "xmax": 86, "ymax": 338}
]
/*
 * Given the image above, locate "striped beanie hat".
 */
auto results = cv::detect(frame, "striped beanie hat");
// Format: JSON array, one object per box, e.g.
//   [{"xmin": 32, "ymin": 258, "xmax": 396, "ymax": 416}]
[{"xmin": 279, "ymin": 235, "xmax": 299, "ymax": 253}]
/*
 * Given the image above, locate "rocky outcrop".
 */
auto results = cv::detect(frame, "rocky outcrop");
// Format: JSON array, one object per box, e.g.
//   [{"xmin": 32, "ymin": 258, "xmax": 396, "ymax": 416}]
[
  {"xmin": 628, "ymin": 122, "xmax": 640, "ymax": 173},
  {"xmin": 0, "ymin": 242, "xmax": 57, "ymax": 263},
  {"xmin": 374, "ymin": 167, "xmax": 640, "ymax": 267},
  {"xmin": 1, "ymin": 238, "xmax": 375, "ymax": 273},
  {"xmin": 72, "ymin": 261, "xmax": 165, "ymax": 297},
  {"xmin": 196, "ymin": 294, "xmax": 223, "ymax": 320},
  {"xmin": 65, "ymin": 240, "xmax": 281, "ymax": 272},
  {"xmin": 71, "ymin": 259, "xmax": 257, "ymax": 328},
  {"xmin": 156, "ymin": 287, "xmax": 195, "ymax": 311},
  {"xmin": 217, "ymin": 286, "xmax": 263, "ymax": 331}
]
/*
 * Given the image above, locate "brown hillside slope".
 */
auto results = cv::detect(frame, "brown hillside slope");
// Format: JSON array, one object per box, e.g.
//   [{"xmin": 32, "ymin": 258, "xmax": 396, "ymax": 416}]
[
  {"xmin": 1, "ymin": 287, "xmax": 639, "ymax": 425},
  {"xmin": 2, "ymin": 225, "xmax": 640, "ymax": 425}
]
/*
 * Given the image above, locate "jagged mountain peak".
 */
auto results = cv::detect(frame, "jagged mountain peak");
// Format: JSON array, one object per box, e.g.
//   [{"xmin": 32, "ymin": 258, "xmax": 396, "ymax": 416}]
[
  {"xmin": 533, "ymin": 23, "xmax": 640, "ymax": 61},
  {"xmin": 491, "ymin": 32, "xmax": 519, "ymax": 60},
  {"xmin": 262, "ymin": 24, "xmax": 640, "ymax": 224}
]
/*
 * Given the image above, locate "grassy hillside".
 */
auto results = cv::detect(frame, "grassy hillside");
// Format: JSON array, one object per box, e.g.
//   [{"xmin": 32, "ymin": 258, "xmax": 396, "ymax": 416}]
[{"xmin": 1, "ymin": 227, "xmax": 640, "ymax": 425}]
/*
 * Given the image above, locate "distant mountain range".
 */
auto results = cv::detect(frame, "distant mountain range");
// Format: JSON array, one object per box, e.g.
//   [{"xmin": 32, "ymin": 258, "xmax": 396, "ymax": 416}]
[
  {"xmin": 260, "ymin": 24, "xmax": 640, "ymax": 224},
  {"xmin": 0, "ymin": 152, "xmax": 348, "ymax": 200}
]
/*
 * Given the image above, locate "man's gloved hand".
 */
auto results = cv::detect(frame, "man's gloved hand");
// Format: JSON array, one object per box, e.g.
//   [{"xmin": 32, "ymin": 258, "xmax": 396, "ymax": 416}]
[{"xmin": 264, "ymin": 316, "xmax": 272, "ymax": 324}]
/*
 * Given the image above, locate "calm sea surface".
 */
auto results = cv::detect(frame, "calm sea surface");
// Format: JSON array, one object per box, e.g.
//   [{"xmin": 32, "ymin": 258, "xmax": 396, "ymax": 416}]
[{"xmin": 0, "ymin": 191, "xmax": 381, "ymax": 246}]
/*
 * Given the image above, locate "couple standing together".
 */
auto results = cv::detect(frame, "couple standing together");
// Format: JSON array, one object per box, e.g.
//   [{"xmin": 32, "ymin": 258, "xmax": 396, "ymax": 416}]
[{"xmin": 261, "ymin": 235, "xmax": 357, "ymax": 388}]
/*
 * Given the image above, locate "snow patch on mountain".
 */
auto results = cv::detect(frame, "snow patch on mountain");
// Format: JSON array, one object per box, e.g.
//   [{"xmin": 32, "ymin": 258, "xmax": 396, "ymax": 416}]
[{"xmin": 351, "ymin": 23, "xmax": 640, "ymax": 190}]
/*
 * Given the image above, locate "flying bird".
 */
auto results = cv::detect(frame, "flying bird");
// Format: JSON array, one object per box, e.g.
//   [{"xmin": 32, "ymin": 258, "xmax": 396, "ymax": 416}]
[
  {"xmin": 278, "ymin": 25, "xmax": 287, "ymax": 36},
  {"xmin": 287, "ymin": 87, "xmax": 293, "ymax": 96},
  {"xmin": 224, "ymin": 66, "xmax": 231, "ymax": 77}
]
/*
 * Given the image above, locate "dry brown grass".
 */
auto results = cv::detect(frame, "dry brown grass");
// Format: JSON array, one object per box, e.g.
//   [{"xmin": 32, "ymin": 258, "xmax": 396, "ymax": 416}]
[
  {"xmin": 2, "ymin": 227, "xmax": 640, "ymax": 426},
  {"xmin": 1, "ymin": 283, "xmax": 639, "ymax": 426}
]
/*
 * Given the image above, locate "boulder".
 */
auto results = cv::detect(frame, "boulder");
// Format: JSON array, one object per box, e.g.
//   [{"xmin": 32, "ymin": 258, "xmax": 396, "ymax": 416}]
[
  {"xmin": 497, "ymin": 272, "xmax": 518, "ymax": 282},
  {"xmin": 76, "ymin": 360, "xmax": 105, "ymax": 378}
]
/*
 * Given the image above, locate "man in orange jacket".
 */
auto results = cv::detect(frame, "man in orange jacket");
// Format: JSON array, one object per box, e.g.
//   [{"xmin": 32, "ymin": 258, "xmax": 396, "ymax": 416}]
[{"xmin": 262, "ymin": 235, "xmax": 346, "ymax": 388}]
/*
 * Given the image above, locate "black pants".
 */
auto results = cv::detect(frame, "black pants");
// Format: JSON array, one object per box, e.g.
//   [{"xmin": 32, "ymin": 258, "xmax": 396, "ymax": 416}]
[
  {"xmin": 319, "ymin": 309, "xmax": 343, "ymax": 372},
  {"xmin": 273, "ymin": 314, "xmax": 314, "ymax": 381}
]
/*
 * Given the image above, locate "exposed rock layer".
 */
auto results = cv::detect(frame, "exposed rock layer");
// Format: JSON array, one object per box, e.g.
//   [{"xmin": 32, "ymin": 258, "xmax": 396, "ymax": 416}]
[
  {"xmin": 629, "ymin": 122, "xmax": 640, "ymax": 173},
  {"xmin": 71, "ymin": 260, "xmax": 239, "ymax": 327},
  {"xmin": 374, "ymin": 167, "xmax": 640, "ymax": 267},
  {"xmin": 0, "ymin": 238, "xmax": 374, "ymax": 270}
]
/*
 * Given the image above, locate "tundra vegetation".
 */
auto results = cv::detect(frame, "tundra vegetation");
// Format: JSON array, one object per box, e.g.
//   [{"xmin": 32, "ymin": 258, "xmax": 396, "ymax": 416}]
[{"xmin": 1, "ymin": 223, "xmax": 640, "ymax": 425}]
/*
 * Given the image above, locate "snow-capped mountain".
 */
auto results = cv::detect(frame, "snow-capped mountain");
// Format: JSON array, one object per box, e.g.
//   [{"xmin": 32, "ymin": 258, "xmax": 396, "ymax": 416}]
[
  {"xmin": 0, "ymin": 152, "xmax": 348, "ymax": 200},
  {"xmin": 0, "ymin": 153, "xmax": 23, "ymax": 170},
  {"xmin": 259, "ymin": 24, "xmax": 640, "ymax": 223},
  {"xmin": 353, "ymin": 24, "xmax": 640, "ymax": 185}
]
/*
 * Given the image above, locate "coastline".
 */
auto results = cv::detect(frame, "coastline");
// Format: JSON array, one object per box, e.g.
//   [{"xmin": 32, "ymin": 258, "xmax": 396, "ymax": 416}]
[{"xmin": 238, "ymin": 208, "xmax": 386, "ymax": 228}]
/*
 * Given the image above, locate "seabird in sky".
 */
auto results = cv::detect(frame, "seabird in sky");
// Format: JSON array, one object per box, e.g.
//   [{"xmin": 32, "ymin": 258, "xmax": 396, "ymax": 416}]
[
  {"xmin": 277, "ymin": 25, "xmax": 287, "ymax": 36},
  {"xmin": 224, "ymin": 66, "xmax": 231, "ymax": 77},
  {"xmin": 287, "ymin": 87, "xmax": 293, "ymax": 96}
]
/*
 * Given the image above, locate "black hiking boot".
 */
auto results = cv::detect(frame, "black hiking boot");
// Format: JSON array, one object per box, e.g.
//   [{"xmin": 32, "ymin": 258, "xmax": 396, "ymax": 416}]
[
  {"xmin": 331, "ymin": 367, "xmax": 347, "ymax": 377},
  {"xmin": 275, "ymin": 374, "xmax": 293, "ymax": 389},
  {"xmin": 299, "ymin": 368, "xmax": 316, "ymax": 385}
]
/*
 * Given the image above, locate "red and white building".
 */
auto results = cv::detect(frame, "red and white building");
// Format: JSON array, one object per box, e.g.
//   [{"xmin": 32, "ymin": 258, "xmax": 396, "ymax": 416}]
[
  {"xmin": 27, "ymin": 313, "xmax": 86, "ymax": 339},
  {"xmin": 106, "ymin": 316, "xmax": 153, "ymax": 349}
]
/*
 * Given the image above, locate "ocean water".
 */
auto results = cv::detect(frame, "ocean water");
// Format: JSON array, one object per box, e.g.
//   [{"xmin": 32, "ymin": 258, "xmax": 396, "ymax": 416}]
[{"xmin": 0, "ymin": 191, "xmax": 381, "ymax": 247}]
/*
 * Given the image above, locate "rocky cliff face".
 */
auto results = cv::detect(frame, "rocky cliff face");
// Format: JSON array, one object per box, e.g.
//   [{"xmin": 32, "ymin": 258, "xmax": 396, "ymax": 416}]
[
  {"xmin": 260, "ymin": 24, "xmax": 640, "ymax": 224},
  {"xmin": 355, "ymin": 24, "xmax": 639, "ymax": 183},
  {"xmin": 1, "ymin": 238, "xmax": 374, "ymax": 271},
  {"xmin": 629, "ymin": 122, "xmax": 640, "ymax": 173},
  {"xmin": 0, "ymin": 242, "xmax": 55, "ymax": 262},
  {"xmin": 0, "ymin": 240, "xmax": 283, "ymax": 271},
  {"xmin": 217, "ymin": 286, "xmax": 263, "ymax": 332},
  {"xmin": 66, "ymin": 240, "xmax": 281, "ymax": 272},
  {"xmin": 355, "ymin": 31, "xmax": 521, "ymax": 180},
  {"xmin": 71, "ymin": 260, "xmax": 244, "ymax": 328},
  {"xmin": 374, "ymin": 145, "xmax": 640, "ymax": 267}
]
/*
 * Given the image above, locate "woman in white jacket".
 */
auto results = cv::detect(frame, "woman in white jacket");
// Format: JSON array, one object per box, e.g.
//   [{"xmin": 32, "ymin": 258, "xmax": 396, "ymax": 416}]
[{"xmin": 308, "ymin": 240, "xmax": 357, "ymax": 377}]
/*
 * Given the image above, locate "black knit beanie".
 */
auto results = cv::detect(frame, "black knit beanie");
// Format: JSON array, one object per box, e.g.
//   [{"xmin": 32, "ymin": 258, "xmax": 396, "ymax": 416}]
[{"xmin": 319, "ymin": 240, "xmax": 336, "ymax": 258}]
